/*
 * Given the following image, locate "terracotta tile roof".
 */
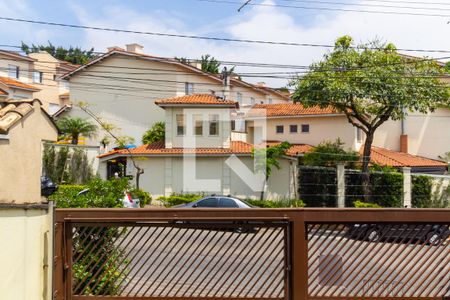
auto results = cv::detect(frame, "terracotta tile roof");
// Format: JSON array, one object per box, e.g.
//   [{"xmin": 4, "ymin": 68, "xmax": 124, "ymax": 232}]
[
  {"xmin": 246, "ymin": 103, "xmax": 338, "ymax": 118},
  {"xmin": 98, "ymin": 140, "xmax": 254, "ymax": 158},
  {"xmin": 369, "ymin": 146, "xmax": 448, "ymax": 168},
  {"xmin": 0, "ymin": 77, "xmax": 40, "ymax": 91},
  {"xmin": 0, "ymin": 99, "xmax": 36, "ymax": 134},
  {"xmin": 155, "ymin": 94, "xmax": 238, "ymax": 108},
  {"xmin": 0, "ymin": 50, "xmax": 36, "ymax": 62}
]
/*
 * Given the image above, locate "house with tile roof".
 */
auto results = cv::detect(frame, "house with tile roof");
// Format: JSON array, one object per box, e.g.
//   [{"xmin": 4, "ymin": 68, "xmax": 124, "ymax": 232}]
[
  {"xmin": 98, "ymin": 94, "xmax": 298, "ymax": 200},
  {"xmin": 0, "ymin": 50, "xmax": 77, "ymax": 114},
  {"xmin": 59, "ymin": 44, "xmax": 290, "ymax": 147}
]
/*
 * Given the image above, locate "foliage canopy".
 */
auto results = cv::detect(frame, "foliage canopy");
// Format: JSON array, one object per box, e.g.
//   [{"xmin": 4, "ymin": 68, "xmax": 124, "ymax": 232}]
[
  {"xmin": 142, "ymin": 121, "xmax": 165, "ymax": 145},
  {"xmin": 21, "ymin": 41, "xmax": 95, "ymax": 65}
]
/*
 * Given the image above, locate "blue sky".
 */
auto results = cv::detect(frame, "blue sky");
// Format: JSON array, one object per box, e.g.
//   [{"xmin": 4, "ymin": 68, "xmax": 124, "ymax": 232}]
[{"xmin": 1, "ymin": 0, "xmax": 449, "ymax": 87}]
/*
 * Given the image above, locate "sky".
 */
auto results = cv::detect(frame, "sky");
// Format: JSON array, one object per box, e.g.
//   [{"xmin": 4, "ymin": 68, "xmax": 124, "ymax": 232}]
[{"xmin": 1, "ymin": 0, "xmax": 450, "ymax": 87}]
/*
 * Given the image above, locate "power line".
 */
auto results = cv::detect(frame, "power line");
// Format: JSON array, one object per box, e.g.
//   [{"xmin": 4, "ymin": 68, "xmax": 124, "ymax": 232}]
[
  {"xmin": 1, "ymin": 16, "xmax": 450, "ymax": 53},
  {"xmin": 279, "ymin": 0, "xmax": 450, "ymax": 11},
  {"xmin": 196, "ymin": 0, "xmax": 450, "ymax": 18}
]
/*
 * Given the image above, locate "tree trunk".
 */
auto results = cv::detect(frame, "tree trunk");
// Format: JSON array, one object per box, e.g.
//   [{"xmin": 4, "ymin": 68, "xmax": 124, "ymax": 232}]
[
  {"xmin": 260, "ymin": 176, "xmax": 268, "ymax": 201},
  {"xmin": 135, "ymin": 168, "xmax": 144, "ymax": 190},
  {"xmin": 71, "ymin": 134, "xmax": 79, "ymax": 145},
  {"xmin": 361, "ymin": 131, "xmax": 374, "ymax": 202}
]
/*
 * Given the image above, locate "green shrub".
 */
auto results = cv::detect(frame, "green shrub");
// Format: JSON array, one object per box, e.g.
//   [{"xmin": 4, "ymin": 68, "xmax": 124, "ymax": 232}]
[
  {"xmin": 130, "ymin": 188, "xmax": 152, "ymax": 207},
  {"xmin": 412, "ymin": 175, "xmax": 433, "ymax": 208},
  {"xmin": 245, "ymin": 199, "xmax": 305, "ymax": 208},
  {"xmin": 158, "ymin": 193, "xmax": 203, "ymax": 207},
  {"xmin": 353, "ymin": 200, "xmax": 382, "ymax": 208}
]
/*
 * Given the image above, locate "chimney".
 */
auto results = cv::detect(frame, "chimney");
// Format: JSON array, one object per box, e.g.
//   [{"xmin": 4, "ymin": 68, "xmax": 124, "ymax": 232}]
[
  {"xmin": 256, "ymin": 82, "xmax": 266, "ymax": 87},
  {"xmin": 107, "ymin": 46, "xmax": 124, "ymax": 52},
  {"xmin": 222, "ymin": 67, "xmax": 231, "ymax": 100},
  {"xmin": 125, "ymin": 43, "xmax": 144, "ymax": 54},
  {"xmin": 400, "ymin": 134, "xmax": 408, "ymax": 153}
]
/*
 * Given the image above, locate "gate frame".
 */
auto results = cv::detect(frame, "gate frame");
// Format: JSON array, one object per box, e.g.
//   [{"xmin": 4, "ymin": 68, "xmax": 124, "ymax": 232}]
[{"xmin": 54, "ymin": 208, "xmax": 450, "ymax": 300}]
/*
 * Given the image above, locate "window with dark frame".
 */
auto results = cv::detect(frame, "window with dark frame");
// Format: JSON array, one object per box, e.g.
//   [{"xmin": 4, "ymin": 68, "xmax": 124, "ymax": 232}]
[
  {"xmin": 301, "ymin": 124, "xmax": 310, "ymax": 133},
  {"xmin": 209, "ymin": 114, "xmax": 219, "ymax": 136},
  {"xmin": 185, "ymin": 82, "xmax": 194, "ymax": 95},
  {"xmin": 290, "ymin": 124, "xmax": 298, "ymax": 133},
  {"xmin": 276, "ymin": 125, "xmax": 284, "ymax": 134},
  {"xmin": 176, "ymin": 114, "xmax": 185, "ymax": 136},
  {"xmin": 193, "ymin": 114, "xmax": 203, "ymax": 136},
  {"xmin": 8, "ymin": 65, "xmax": 19, "ymax": 79},
  {"xmin": 33, "ymin": 71, "xmax": 43, "ymax": 83}
]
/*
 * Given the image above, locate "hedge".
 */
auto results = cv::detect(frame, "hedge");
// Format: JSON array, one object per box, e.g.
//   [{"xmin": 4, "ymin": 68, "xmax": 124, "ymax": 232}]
[{"xmin": 411, "ymin": 175, "xmax": 433, "ymax": 208}]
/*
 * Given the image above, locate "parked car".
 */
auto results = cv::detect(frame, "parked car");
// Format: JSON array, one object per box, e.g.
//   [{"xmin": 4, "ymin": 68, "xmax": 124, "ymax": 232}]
[
  {"xmin": 77, "ymin": 189, "xmax": 140, "ymax": 208},
  {"xmin": 173, "ymin": 195, "xmax": 255, "ymax": 208},
  {"xmin": 41, "ymin": 176, "xmax": 58, "ymax": 197},
  {"xmin": 346, "ymin": 223, "xmax": 450, "ymax": 246}
]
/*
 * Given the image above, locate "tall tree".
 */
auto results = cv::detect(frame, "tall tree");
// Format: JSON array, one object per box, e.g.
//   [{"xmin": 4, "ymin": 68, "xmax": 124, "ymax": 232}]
[
  {"xmin": 57, "ymin": 117, "xmax": 97, "ymax": 145},
  {"xmin": 21, "ymin": 41, "xmax": 95, "ymax": 64},
  {"xmin": 142, "ymin": 122, "xmax": 165, "ymax": 145},
  {"xmin": 253, "ymin": 142, "xmax": 291, "ymax": 200},
  {"xmin": 291, "ymin": 36, "xmax": 449, "ymax": 201}
]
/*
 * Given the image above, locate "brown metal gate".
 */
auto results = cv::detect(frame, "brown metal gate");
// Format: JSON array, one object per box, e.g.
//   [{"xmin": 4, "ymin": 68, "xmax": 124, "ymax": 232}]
[{"xmin": 54, "ymin": 208, "xmax": 450, "ymax": 300}]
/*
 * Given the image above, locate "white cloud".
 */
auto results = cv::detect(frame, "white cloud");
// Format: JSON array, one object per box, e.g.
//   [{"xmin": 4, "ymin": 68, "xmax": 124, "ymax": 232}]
[{"xmin": 72, "ymin": 0, "xmax": 450, "ymax": 87}]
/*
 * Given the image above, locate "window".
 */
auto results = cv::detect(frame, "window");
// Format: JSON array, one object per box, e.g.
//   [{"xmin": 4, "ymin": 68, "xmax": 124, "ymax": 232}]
[
  {"xmin": 356, "ymin": 128, "xmax": 364, "ymax": 143},
  {"xmin": 237, "ymin": 92, "xmax": 243, "ymax": 104},
  {"xmin": 8, "ymin": 65, "xmax": 19, "ymax": 79},
  {"xmin": 231, "ymin": 120, "xmax": 235, "ymax": 131},
  {"xmin": 33, "ymin": 71, "xmax": 43, "ymax": 83},
  {"xmin": 209, "ymin": 114, "xmax": 219, "ymax": 136},
  {"xmin": 220, "ymin": 198, "xmax": 239, "ymax": 208},
  {"xmin": 301, "ymin": 124, "xmax": 310, "ymax": 133},
  {"xmin": 250, "ymin": 97, "xmax": 255, "ymax": 105},
  {"xmin": 176, "ymin": 114, "xmax": 185, "ymax": 136},
  {"xmin": 53, "ymin": 74, "xmax": 57, "ymax": 81},
  {"xmin": 276, "ymin": 125, "xmax": 284, "ymax": 134},
  {"xmin": 268, "ymin": 97, "xmax": 273, "ymax": 104},
  {"xmin": 193, "ymin": 114, "xmax": 203, "ymax": 136},
  {"xmin": 290, "ymin": 124, "xmax": 298, "ymax": 133},
  {"xmin": 185, "ymin": 82, "xmax": 194, "ymax": 95},
  {"xmin": 196, "ymin": 198, "xmax": 218, "ymax": 207}
]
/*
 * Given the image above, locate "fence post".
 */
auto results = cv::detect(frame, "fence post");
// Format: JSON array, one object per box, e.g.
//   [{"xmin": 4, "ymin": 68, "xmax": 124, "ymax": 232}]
[
  {"xmin": 337, "ymin": 163, "xmax": 345, "ymax": 208},
  {"xmin": 402, "ymin": 167, "xmax": 412, "ymax": 208},
  {"xmin": 291, "ymin": 210, "xmax": 308, "ymax": 300}
]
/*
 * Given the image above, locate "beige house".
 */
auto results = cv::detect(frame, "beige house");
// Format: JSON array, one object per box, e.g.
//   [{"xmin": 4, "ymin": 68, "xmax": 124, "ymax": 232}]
[
  {"xmin": 98, "ymin": 94, "xmax": 298, "ymax": 200},
  {"xmin": 244, "ymin": 103, "xmax": 448, "ymax": 173},
  {"xmin": 0, "ymin": 50, "xmax": 76, "ymax": 114},
  {"xmin": 60, "ymin": 44, "xmax": 290, "ymax": 147},
  {"xmin": 0, "ymin": 98, "xmax": 57, "ymax": 300}
]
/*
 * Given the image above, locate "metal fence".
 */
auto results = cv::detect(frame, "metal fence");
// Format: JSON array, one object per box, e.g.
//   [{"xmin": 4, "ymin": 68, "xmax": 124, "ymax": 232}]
[{"xmin": 54, "ymin": 208, "xmax": 450, "ymax": 300}]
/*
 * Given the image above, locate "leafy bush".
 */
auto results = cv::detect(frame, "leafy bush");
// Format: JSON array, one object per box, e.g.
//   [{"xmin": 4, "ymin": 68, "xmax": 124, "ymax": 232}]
[
  {"xmin": 158, "ymin": 193, "xmax": 203, "ymax": 207},
  {"xmin": 142, "ymin": 122, "xmax": 165, "ymax": 145},
  {"xmin": 353, "ymin": 200, "xmax": 382, "ymax": 208},
  {"xmin": 302, "ymin": 138, "xmax": 360, "ymax": 168},
  {"xmin": 412, "ymin": 175, "xmax": 433, "ymax": 208},
  {"xmin": 245, "ymin": 199, "xmax": 305, "ymax": 208},
  {"xmin": 130, "ymin": 188, "xmax": 152, "ymax": 207}
]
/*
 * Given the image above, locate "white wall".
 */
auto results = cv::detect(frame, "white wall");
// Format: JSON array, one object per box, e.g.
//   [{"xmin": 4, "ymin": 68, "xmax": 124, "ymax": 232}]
[
  {"xmin": 117, "ymin": 155, "xmax": 294, "ymax": 200},
  {"xmin": 0, "ymin": 207, "xmax": 53, "ymax": 300}
]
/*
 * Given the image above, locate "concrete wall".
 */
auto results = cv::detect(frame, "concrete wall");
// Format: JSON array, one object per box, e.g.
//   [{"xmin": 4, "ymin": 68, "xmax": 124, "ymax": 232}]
[
  {"xmin": 117, "ymin": 155, "xmax": 294, "ymax": 200},
  {"xmin": 0, "ymin": 53, "xmax": 32, "ymax": 83},
  {"xmin": 0, "ymin": 101, "xmax": 58, "ymax": 203},
  {"xmin": 375, "ymin": 108, "xmax": 450, "ymax": 160},
  {"xmin": 249, "ymin": 115, "xmax": 359, "ymax": 150},
  {"xmin": 0, "ymin": 206, "xmax": 53, "ymax": 300}
]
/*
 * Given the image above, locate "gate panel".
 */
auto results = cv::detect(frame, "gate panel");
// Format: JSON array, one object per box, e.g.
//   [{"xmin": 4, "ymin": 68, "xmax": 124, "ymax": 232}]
[
  {"xmin": 69, "ymin": 221, "xmax": 289, "ymax": 299},
  {"xmin": 307, "ymin": 222, "xmax": 450, "ymax": 299}
]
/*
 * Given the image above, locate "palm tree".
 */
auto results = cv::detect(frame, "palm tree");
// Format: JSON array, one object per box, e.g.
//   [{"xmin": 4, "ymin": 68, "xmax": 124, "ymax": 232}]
[{"xmin": 57, "ymin": 117, "xmax": 97, "ymax": 145}]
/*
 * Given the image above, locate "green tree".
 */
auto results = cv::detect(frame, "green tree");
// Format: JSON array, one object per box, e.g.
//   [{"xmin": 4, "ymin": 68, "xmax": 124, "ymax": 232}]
[
  {"xmin": 303, "ymin": 138, "xmax": 360, "ymax": 168},
  {"xmin": 253, "ymin": 142, "xmax": 291, "ymax": 200},
  {"xmin": 201, "ymin": 54, "xmax": 221, "ymax": 74},
  {"xmin": 445, "ymin": 61, "xmax": 450, "ymax": 73},
  {"xmin": 291, "ymin": 35, "xmax": 450, "ymax": 201},
  {"xmin": 21, "ymin": 41, "xmax": 95, "ymax": 64},
  {"xmin": 57, "ymin": 117, "xmax": 98, "ymax": 145},
  {"xmin": 142, "ymin": 122, "xmax": 165, "ymax": 144}
]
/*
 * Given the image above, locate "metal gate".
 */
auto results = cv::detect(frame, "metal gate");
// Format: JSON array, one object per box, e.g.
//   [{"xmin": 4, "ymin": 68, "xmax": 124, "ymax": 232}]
[
  {"xmin": 54, "ymin": 208, "xmax": 450, "ymax": 300},
  {"xmin": 54, "ymin": 209, "xmax": 291, "ymax": 300}
]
